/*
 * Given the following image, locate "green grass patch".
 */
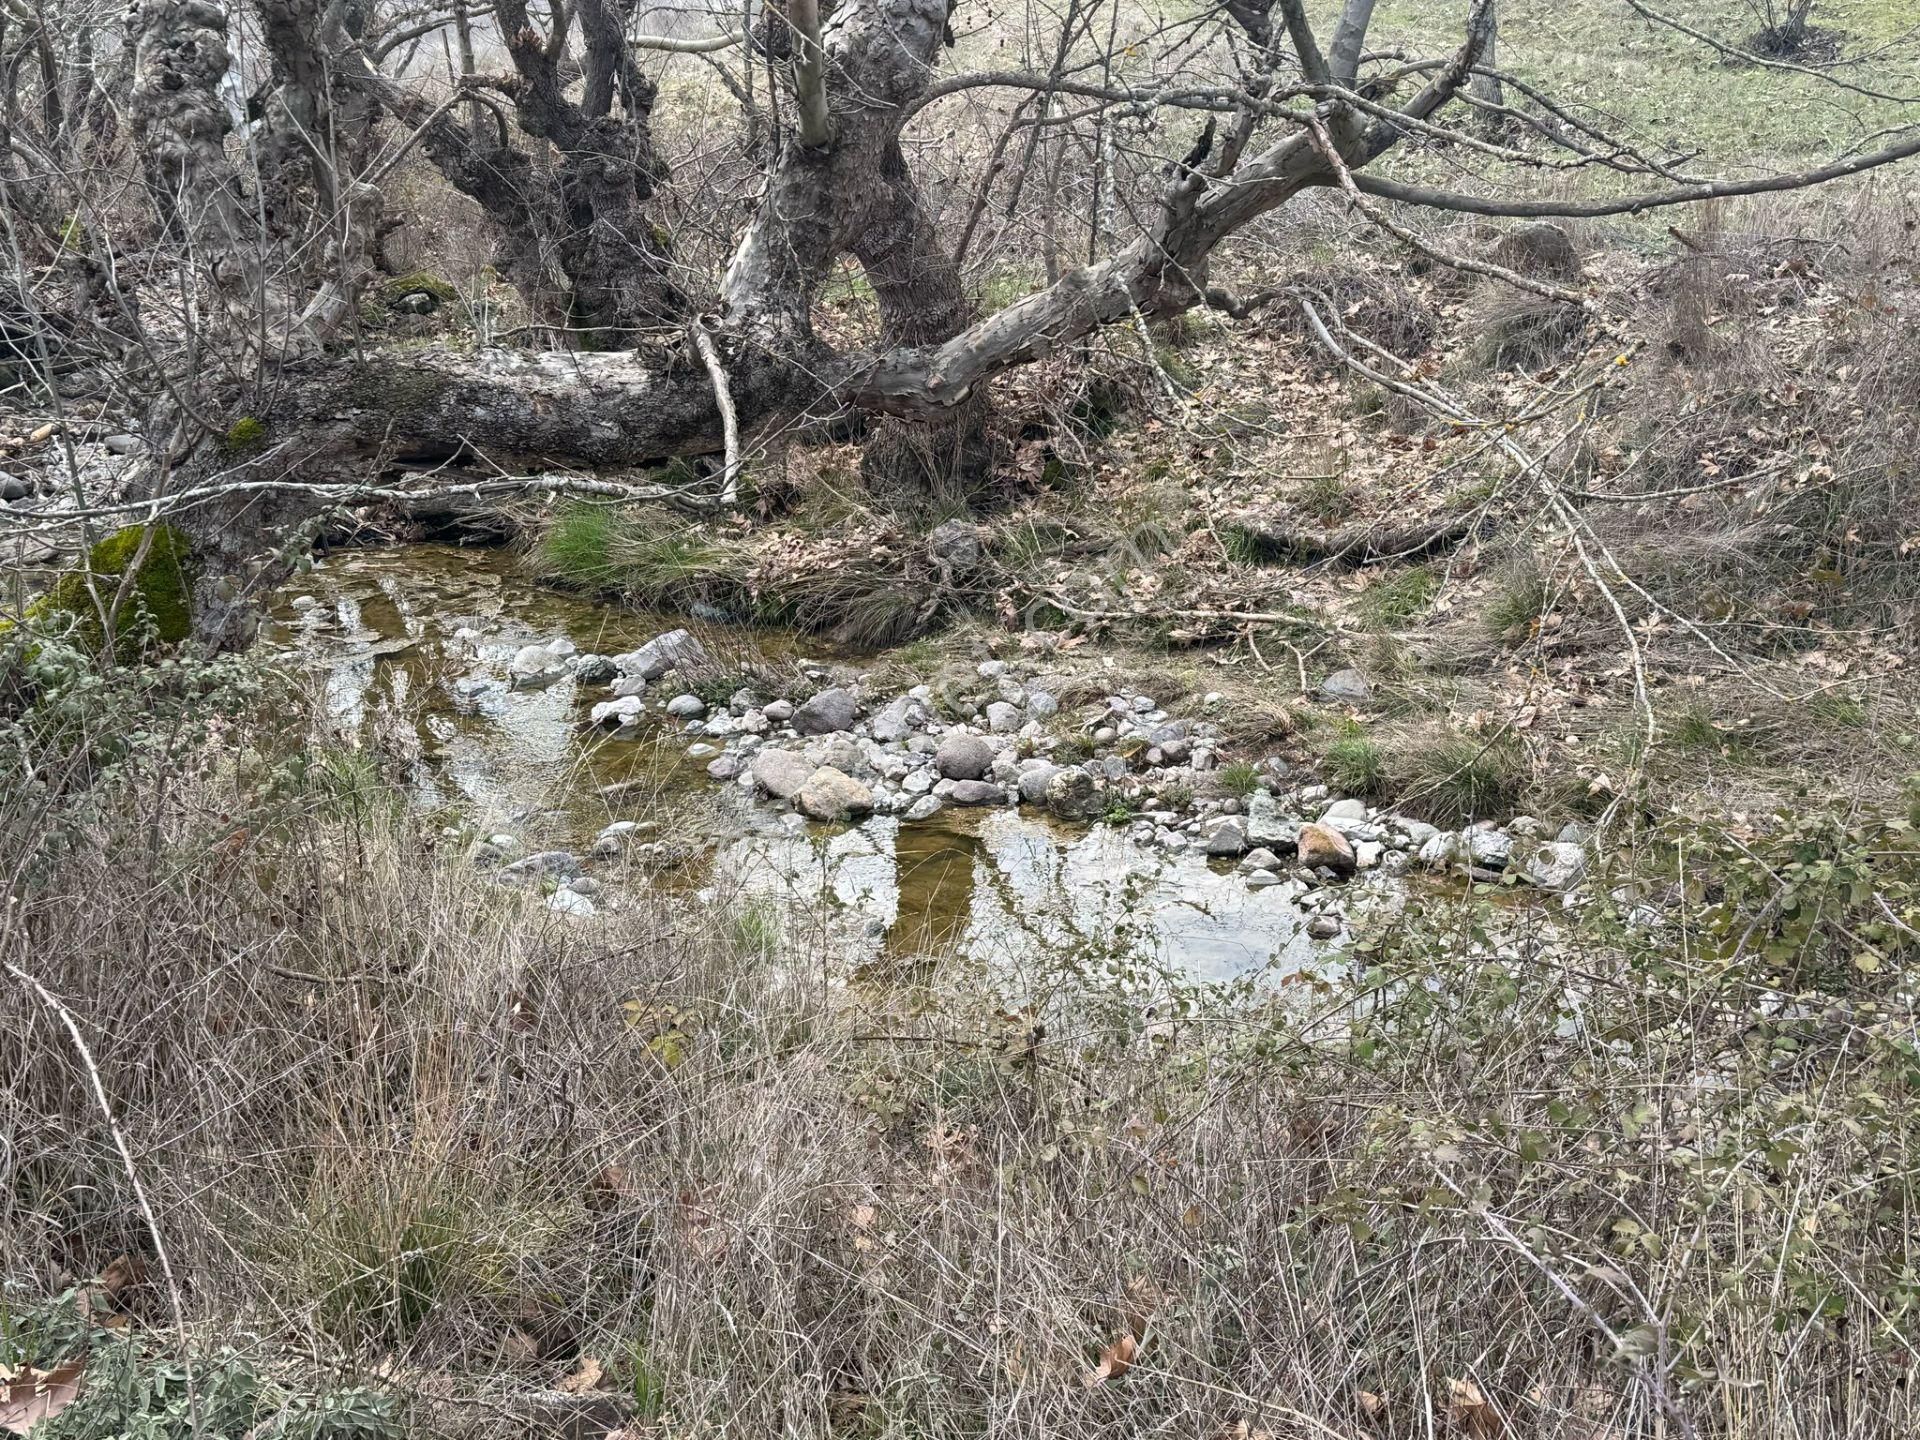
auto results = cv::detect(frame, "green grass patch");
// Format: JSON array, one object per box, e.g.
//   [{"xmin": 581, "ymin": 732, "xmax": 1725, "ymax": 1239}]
[
  {"xmin": 1217, "ymin": 759, "xmax": 1262, "ymax": 797},
  {"xmin": 1391, "ymin": 729, "xmax": 1530, "ymax": 826},
  {"xmin": 1323, "ymin": 730, "xmax": 1386, "ymax": 796},
  {"xmin": 1359, "ymin": 566, "xmax": 1439, "ymax": 628}
]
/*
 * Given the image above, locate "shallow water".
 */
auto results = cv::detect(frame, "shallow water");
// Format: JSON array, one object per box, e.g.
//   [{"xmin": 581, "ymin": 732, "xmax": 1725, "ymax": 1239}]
[{"xmin": 267, "ymin": 545, "xmax": 1322, "ymax": 983}]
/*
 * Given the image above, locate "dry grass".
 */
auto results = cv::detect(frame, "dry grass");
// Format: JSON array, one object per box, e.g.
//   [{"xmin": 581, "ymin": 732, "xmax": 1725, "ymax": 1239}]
[{"xmin": 7, "ymin": 628, "xmax": 1920, "ymax": 1439}]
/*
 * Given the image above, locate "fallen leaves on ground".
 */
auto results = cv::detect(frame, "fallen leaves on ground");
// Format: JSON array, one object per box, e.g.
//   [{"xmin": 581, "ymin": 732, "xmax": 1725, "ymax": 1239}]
[
  {"xmin": 1081, "ymin": 1332, "xmax": 1137, "ymax": 1387},
  {"xmin": 557, "ymin": 1355, "xmax": 606, "ymax": 1394},
  {"xmin": 0, "ymin": 1360, "xmax": 85, "ymax": 1434},
  {"xmin": 1443, "ymin": 1376, "xmax": 1503, "ymax": 1437}
]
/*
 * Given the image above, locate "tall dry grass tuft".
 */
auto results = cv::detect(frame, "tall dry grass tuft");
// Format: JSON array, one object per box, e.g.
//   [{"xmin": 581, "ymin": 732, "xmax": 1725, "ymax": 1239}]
[{"xmin": 6, "ymin": 643, "xmax": 1920, "ymax": 1437}]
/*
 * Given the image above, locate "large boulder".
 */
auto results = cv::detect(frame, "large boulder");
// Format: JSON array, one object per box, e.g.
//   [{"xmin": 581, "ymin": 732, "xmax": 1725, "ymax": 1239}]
[
  {"xmin": 793, "ymin": 686, "xmax": 859, "ymax": 735},
  {"xmin": 935, "ymin": 732, "xmax": 994, "ymax": 781},
  {"xmin": 797, "ymin": 767, "xmax": 875, "ymax": 821},
  {"xmin": 615, "ymin": 628, "xmax": 708, "ymax": 681},
  {"xmin": 1296, "ymin": 822, "xmax": 1355, "ymax": 877},
  {"xmin": 751, "ymin": 748, "xmax": 815, "ymax": 800}
]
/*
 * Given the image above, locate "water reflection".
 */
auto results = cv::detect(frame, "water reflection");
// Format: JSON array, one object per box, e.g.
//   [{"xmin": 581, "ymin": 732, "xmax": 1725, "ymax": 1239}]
[{"xmin": 269, "ymin": 545, "xmax": 1319, "ymax": 982}]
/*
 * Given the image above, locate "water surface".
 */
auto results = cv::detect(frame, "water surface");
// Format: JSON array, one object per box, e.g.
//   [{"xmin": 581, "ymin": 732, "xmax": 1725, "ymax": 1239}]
[{"xmin": 268, "ymin": 545, "xmax": 1322, "ymax": 983}]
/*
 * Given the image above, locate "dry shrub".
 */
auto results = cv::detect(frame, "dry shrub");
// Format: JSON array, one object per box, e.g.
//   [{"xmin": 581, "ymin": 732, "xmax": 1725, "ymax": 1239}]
[
  {"xmin": 1606, "ymin": 187, "xmax": 1920, "ymax": 638},
  {"xmin": 1272, "ymin": 263, "xmax": 1439, "ymax": 365},
  {"xmin": 7, "ymin": 657, "xmax": 1920, "ymax": 1437}
]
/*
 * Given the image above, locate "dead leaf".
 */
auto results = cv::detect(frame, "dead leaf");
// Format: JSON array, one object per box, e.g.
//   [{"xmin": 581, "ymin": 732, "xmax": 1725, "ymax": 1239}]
[
  {"xmin": 1356, "ymin": 1389, "xmax": 1388, "ymax": 1423},
  {"xmin": 0, "ymin": 1360, "xmax": 85, "ymax": 1434},
  {"xmin": 497, "ymin": 1327, "xmax": 540, "ymax": 1364},
  {"xmin": 1443, "ymin": 1377, "xmax": 1503, "ymax": 1438},
  {"xmin": 1082, "ymin": 1332, "xmax": 1137, "ymax": 1387},
  {"xmin": 99, "ymin": 1254, "xmax": 147, "ymax": 1300},
  {"xmin": 557, "ymin": 1355, "xmax": 605, "ymax": 1394}
]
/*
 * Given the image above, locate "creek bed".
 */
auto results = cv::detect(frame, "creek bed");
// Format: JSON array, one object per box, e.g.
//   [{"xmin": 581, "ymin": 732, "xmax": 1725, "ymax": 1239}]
[{"xmin": 266, "ymin": 543, "xmax": 1336, "ymax": 982}]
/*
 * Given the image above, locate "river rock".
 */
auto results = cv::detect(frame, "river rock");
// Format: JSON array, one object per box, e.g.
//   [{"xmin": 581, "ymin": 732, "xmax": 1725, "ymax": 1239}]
[
  {"xmin": 1205, "ymin": 818, "xmax": 1249, "ymax": 856},
  {"xmin": 948, "ymin": 779, "xmax": 1007, "ymax": 805},
  {"xmin": 1418, "ymin": 831, "xmax": 1461, "ymax": 867},
  {"xmin": 1464, "ymin": 827, "xmax": 1513, "ymax": 869},
  {"xmin": 904, "ymin": 794, "xmax": 943, "ymax": 822},
  {"xmin": 499, "ymin": 850, "xmax": 582, "ymax": 884},
  {"xmin": 764, "ymin": 698, "xmax": 795, "ymax": 722},
  {"xmin": 548, "ymin": 889, "xmax": 596, "ymax": 919},
  {"xmin": 707, "ymin": 755, "xmax": 742, "ymax": 781},
  {"xmin": 1297, "ymin": 822, "xmax": 1355, "ymax": 876},
  {"xmin": 1322, "ymin": 797, "xmax": 1368, "ymax": 824},
  {"xmin": 936, "ymin": 732, "xmax": 993, "ymax": 781},
  {"xmin": 1320, "ymin": 668, "xmax": 1372, "ymax": 702},
  {"xmin": 901, "ymin": 768, "xmax": 934, "ymax": 795},
  {"xmin": 588, "ymin": 695, "xmax": 644, "ymax": 728},
  {"xmin": 797, "ymin": 766, "xmax": 875, "ymax": 821},
  {"xmin": 1017, "ymin": 763, "xmax": 1062, "ymax": 805},
  {"xmin": 666, "ymin": 693, "xmax": 706, "ymax": 718},
  {"xmin": 1246, "ymin": 792, "xmax": 1299, "ymax": 851},
  {"xmin": 1238, "ymin": 847, "xmax": 1283, "ymax": 873},
  {"xmin": 1045, "ymin": 766, "xmax": 1101, "ymax": 820},
  {"xmin": 1398, "ymin": 819, "xmax": 1439, "ymax": 848},
  {"xmin": 985, "ymin": 701, "xmax": 1022, "ymax": 733},
  {"xmin": 571, "ymin": 654, "xmax": 618, "ymax": 685},
  {"xmin": 1306, "ymin": 914, "xmax": 1343, "ymax": 940},
  {"xmin": 870, "ymin": 695, "xmax": 930, "ymax": 742},
  {"xmin": 509, "ymin": 643, "xmax": 568, "ymax": 687},
  {"xmin": 1026, "ymin": 689, "xmax": 1060, "ymax": 720},
  {"xmin": 794, "ymin": 686, "xmax": 859, "ymax": 735},
  {"xmin": 1522, "ymin": 840, "xmax": 1586, "ymax": 889},
  {"xmin": 616, "ymin": 628, "xmax": 708, "ymax": 681},
  {"xmin": 752, "ymin": 748, "xmax": 814, "ymax": 800},
  {"xmin": 926, "ymin": 519, "xmax": 982, "ymax": 569},
  {"xmin": 804, "ymin": 735, "xmax": 866, "ymax": 775}
]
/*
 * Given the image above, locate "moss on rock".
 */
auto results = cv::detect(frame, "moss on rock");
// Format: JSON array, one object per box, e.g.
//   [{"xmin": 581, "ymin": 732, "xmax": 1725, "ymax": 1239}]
[
  {"xmin": 30, "ymin": 524, "xmax": 197, "ymax": 656},
  {"xmin": 224, "ymin": 416, "xmax": 269, "ymax": 454},
  {"xmin": 379, "ymin": 271, "xmax": 460, "ymax": 307}
]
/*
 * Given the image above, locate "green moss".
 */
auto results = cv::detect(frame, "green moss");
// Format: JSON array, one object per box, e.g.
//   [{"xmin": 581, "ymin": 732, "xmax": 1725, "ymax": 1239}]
[
  {"xmin": 30, "ymin": 524, "xmax": 197, "ymax": 656},
  {"xmin": 224, "ymin": 416, "xmax": 268, "ymax": 454},
  {"xmin": 379, "ymin": 271, "xmax": 459, "ymax": 306}
]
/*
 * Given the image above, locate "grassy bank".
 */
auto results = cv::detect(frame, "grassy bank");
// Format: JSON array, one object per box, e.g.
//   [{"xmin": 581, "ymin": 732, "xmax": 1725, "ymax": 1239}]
[{"xmin": 6, "ymin": 626, "xmax": 1920, "ymax": 1437}]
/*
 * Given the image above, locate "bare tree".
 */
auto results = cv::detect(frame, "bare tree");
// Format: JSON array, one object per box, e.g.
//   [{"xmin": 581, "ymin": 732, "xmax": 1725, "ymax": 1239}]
[{"xmin": 8, "ymin": 0, "xmax": 1920, "ymax": 650}]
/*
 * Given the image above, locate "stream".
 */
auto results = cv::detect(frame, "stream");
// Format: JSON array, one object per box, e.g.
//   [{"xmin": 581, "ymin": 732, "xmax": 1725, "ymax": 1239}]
[{"xmin": 265, "ymin": 545, "xmax": 1329, "ymax": 983}]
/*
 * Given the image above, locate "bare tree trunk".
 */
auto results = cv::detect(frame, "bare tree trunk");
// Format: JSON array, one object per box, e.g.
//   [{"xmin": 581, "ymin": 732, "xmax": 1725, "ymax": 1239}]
[{"xmin": 853, "ymin": 139, "xmax": 996, "ymax": 509}]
